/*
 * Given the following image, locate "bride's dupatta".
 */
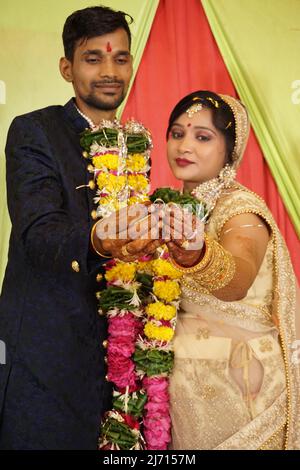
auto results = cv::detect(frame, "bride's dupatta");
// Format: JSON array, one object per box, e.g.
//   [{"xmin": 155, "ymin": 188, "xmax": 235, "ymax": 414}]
[{"xmin": 269, "ymin": 223, "xmax": 300, "ymax": 450}]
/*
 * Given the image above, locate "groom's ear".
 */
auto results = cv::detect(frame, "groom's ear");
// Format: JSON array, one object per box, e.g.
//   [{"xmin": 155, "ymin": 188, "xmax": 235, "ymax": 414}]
[{"xmin": 59, "ymin": 57, "xmax": 73, "ymax": 83}]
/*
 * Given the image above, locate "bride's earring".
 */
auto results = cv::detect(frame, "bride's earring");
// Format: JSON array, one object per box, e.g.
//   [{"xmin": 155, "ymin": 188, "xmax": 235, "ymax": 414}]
[{"xmin": 218, "ymin": 164, "xmax": 236, "ymax": 188}]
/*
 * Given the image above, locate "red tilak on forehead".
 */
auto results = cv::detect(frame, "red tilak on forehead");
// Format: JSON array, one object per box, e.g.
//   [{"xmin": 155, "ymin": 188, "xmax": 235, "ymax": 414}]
[
  {"xmin": 106, "ymin": 42, "xmax": 112, "ymax": 52},
  {"xmin": 187, "ymin": 123, "xmax": 191, "ymax": 127}
]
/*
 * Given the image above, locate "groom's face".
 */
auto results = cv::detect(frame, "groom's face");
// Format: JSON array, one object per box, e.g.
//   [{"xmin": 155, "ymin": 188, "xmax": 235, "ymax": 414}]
[{"xmin": 61, "ymin": 28, "xmax": 133, "ymax": 111}]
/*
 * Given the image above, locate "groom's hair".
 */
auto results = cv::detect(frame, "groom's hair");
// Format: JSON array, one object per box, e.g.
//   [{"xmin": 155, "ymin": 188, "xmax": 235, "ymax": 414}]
[{"xmin": 63, "ymin": 5, "xmax": 133, "ymax": 62}]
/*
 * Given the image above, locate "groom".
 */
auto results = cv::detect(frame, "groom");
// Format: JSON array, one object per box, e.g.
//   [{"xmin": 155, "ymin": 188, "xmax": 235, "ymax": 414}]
[{"xmin": 0, "ymin": 5, "xmax": 162, "ymax": 450}]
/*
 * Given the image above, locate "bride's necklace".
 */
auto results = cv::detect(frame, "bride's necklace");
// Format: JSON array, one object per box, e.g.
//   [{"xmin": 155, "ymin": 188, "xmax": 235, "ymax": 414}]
[{"xmin": 191, "ymin": 164, "xmax": 237, "ymax": 214}]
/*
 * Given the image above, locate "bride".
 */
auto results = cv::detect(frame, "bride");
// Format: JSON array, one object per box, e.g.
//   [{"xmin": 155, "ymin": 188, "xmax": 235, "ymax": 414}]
[{"xmin": 161, "ymin": 90, "xmax": 300, "ymax": 450}]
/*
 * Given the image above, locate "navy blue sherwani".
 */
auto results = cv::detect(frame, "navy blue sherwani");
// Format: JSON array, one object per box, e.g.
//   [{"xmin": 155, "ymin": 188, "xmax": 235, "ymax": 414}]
[{"xmin": 0, "ymin": 99, "xmax": 111, "ymax": 449}]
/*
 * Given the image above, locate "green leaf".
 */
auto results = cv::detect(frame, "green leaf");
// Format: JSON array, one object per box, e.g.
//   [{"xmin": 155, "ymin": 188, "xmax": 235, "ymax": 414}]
[
  {"xmin": 133, "ymin": 346, "xmax": 174, "ymax": 376},
  {"xmin": 113, "ymin": 391, "xmax": 147, "ymax": 417},
  {"xmin": 98, "ymin": 286, "xmax": 134, "ymax": 312},
  {"xmin": 150, "ymin": 187, "xmax": 207, "ymax": 218}
]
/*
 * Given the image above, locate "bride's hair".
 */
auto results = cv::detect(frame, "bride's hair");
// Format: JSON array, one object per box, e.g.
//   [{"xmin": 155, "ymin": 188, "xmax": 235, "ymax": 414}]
[{"xmin": 166, "ymin": 90, "xmax": 236, "ymax": 164}]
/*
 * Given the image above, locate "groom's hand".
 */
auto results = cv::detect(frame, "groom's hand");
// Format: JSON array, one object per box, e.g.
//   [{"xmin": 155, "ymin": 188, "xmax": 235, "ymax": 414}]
[{"xmin": 92, "ymin": 202, "xmax": 165, "ymax": 261}]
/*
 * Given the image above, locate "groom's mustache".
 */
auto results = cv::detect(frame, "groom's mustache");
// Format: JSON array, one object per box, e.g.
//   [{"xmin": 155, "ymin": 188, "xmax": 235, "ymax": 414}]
[{"xmin": 92, "ymin": 79, "xmax": 124, "ymax": 87}]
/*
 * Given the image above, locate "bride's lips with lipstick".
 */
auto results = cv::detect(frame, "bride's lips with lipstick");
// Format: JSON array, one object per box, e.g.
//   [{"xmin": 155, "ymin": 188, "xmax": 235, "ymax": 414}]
[{"xmin": 175, "ymin": 158, "xmax": 194, "ymax": 167}]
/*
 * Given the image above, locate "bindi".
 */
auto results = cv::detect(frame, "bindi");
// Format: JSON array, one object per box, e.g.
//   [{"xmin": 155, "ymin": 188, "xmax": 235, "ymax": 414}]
[
  {"xmin": 187, "ymin": 123, "xmax": 191, "ymax": 127},
  {"xmin": 106, "ymin": 42, "xmax": 112, "ymax": 52}
]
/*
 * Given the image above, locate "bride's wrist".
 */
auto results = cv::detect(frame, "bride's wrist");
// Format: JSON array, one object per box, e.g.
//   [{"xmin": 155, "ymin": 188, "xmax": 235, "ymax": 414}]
[{"xmin": 169, "ymin": 243, "xmax": 205, "ymax": 268}]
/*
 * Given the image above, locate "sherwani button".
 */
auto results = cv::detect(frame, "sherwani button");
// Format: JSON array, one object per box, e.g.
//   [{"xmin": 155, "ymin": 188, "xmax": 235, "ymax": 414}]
[
  {"xmin": 91, "ymin": 210, "xmax": 98, "ymax": 220},
  {"xmin": 71, "ymin": 260, "xmax": 80, "ymax": 272}
]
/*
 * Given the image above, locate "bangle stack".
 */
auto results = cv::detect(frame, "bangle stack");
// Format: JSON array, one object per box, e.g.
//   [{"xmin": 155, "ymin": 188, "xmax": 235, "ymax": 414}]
[{"xmin": 170, "ymin": 234, "xmax": 236, "ymax": 292}]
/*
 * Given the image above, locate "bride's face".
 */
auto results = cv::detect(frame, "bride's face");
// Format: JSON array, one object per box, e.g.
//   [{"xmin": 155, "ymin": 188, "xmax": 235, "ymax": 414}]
[{"xmin": 167, "ymin": 107, "xmax": 227, "ymax": 190}]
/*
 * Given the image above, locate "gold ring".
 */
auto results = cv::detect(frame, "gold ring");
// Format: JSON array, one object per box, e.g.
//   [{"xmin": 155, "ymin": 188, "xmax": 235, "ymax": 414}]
[
  {"xmin": 121, "ymin": 245, "xmax": 130, "ymax": 256},
  {"xmin": 181, "ymin": 240, "xmax": 190, "ymax": 250}
]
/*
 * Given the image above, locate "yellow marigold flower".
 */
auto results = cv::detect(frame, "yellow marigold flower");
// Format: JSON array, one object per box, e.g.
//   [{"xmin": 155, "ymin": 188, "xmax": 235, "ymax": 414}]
[
  {"xmin": 92, "ymin": 154, "xmax": 119, "ymax": 170},
  {"xmin": 126, "ymin": 154, "xmax": 147, "ymax": 172},
  {"xmin": 146, "ymin": 302, "xmax": 176, "ymax": 321},
  {"xmin": 99, "ymin": 196, "xmax": 120, "ymax": 210},
  {"xmin": 151, "ymin": 258, "xmax": 183, "ymax": 279},
  {"xmin": 144, "ymin": 322, "xmax": 174, "ymax": 342},
  {"xmin": 135, "ymin": 260, "xmax": 153, "ymax": 274},
  {"xmin": 128, "ymin": 174, "xmax": 148, "ymax": 192},
  {"xmin": 105, "ymin": 263, "xmax": 136, "ymax": 283},
  {"xmin": 99, "ymin": 196, "xmax": 113, "ymax": 205},
  {"xmin": 97, "ymin": 173, "xmax": 126, "ymax": 193},
  {"xmin": 128, "ymin": 195, "xmax": 150, "ymax": 206},
  {"xmin": 153, "ymin": 280, "xmax": 180, "ymax": 302}
]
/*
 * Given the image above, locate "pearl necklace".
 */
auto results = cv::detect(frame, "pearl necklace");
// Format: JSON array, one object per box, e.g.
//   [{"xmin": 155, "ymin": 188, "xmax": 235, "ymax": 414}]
[{"xmin": 75, "ymin": 105, "xmax": 98, "ymax": 130}]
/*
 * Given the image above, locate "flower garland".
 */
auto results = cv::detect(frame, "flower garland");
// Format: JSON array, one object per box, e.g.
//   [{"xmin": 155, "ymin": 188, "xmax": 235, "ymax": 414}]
[
  {"xmin": 80, "ymin": 119, "xmax": 151, "ymax": 217},
  {"xmin": 79, "ymin": 119, "xmax": 206, "ymax": 450}
]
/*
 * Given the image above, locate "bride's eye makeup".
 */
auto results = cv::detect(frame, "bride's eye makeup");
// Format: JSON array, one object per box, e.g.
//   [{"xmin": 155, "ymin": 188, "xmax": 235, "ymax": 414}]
[
  {"xmin": 195, "ymin": 134, "xmax": 211, "ymax": 142},
  {"xmin": 169, "ymin": 128, "xmax": 184, "ymax": 139}
]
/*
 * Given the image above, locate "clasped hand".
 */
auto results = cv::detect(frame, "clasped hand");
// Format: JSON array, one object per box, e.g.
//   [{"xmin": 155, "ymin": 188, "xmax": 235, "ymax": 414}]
[{"xmin": 94, "ymin": 202, "xmax": 205, "ymax": 266}]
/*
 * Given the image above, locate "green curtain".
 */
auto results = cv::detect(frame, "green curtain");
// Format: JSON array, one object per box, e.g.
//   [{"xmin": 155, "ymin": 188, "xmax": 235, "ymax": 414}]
[
  {"xmin": 202, "ymin": 0, "xmax": 300, "ymax": 237},
  {"xmin": 0, "ymin": 0, "xmax": 158, "ymax": 290}
]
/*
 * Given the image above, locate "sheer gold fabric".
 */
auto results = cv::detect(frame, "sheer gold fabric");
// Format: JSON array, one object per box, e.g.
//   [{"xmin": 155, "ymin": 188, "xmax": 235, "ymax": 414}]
[{"xmin": 169, "ymin": 186, "xmax": 300, "ymax": 450}]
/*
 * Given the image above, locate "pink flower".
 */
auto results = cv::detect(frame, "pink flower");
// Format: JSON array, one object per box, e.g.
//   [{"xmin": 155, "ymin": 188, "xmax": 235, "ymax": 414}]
[
  {"xmin": 145, "ymin": 402, "xmax": 169, "ymax": 415},
  {"xmin": 107, "ymin": 353, "xmax": 137, "ymax": 389},
  {"xmin": 105, "ymin": 259, "xmax": 117, "ymax": 270},
  {"xmin": 142, "ymin": 376, "xmax": 171, "ymax": 450},
  {"xmin": 143, "ymin": 416, "xmax": 171, "ymax": 450},
  {"xmin": 108, "ymin": 314, "xmax": 140, "ymax": 339},
  {"xmin": 108, "ymin": 337, "xmax": 135, "ymax": 358},
  {"xmin": 139, "ymin": 254, "xmax": 153, "ymax": 262},
  {"xmin": 143, "ymin": 376, "xmax": 169, "ymax": 396}
]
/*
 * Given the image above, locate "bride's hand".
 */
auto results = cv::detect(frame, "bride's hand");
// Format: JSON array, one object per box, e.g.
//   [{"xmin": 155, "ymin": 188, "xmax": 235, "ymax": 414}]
[{"xmin": 163, "ymin": 204, "xmax": 205, "ymax": 267}]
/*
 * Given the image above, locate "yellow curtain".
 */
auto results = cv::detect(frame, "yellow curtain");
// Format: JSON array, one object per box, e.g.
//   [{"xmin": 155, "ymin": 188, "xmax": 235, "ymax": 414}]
[
  {"xmin": 202, "ymin": 0, "xmax": 300, "ymax": 237},
  {"xmin": 0, "ymin": 0, "xmax": 158, "ymax": 290}
]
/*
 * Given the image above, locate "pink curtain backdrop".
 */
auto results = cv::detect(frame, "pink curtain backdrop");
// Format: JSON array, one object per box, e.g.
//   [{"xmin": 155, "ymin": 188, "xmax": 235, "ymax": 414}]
[{"xmin": 123, "ymin": 0, "xmax": 300, "ymax": 281}]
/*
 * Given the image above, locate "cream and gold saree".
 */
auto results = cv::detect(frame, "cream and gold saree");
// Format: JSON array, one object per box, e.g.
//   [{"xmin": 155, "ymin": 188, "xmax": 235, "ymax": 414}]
[
  {"xmin": 169, "ymin": 184, "xmax": 300, "ymax": 450},
  {"xmin": 168, "ymin": 94, "xmax": 300, "ymax": 450}
]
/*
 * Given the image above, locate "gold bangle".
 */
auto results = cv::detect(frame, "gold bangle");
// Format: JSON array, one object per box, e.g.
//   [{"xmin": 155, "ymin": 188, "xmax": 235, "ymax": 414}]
[
  {"xmin": 182, "ymin": 238, "xmax": 236, "ymax": 292},
  {"xmin": 90, "ymin": 221, "xmax": 111, "ymax": 259},
  {"xmin": 169, "ymin": 234, "xmax": 212, "ymax": 273}
]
